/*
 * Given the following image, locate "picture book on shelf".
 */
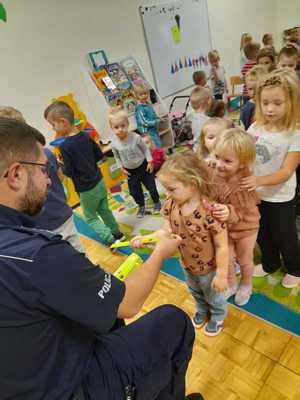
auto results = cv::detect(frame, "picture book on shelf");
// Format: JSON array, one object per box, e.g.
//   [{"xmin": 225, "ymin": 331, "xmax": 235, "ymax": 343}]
[
  {"xmin": 105, "ymin": 63, "xmax": 131, "ymax": 90},
  {"xmin": 121, "ymin": 57, "xmax": 148, "ymax": 87}
]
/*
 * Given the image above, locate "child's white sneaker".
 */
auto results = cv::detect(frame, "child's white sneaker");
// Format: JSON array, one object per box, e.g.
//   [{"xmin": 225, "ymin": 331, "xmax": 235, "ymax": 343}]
[
  {"xmin": 281, "ymin": 274, "xmax": 300, "ymax": 288},
  {"xmin": 253, "ymin": 263, "xmax": 269, "ymax": 277},
  {"xmin": 225, "ymin": 284, "xmax": 238, "ymax": 300},
  {"xmin": 234, "ymin": 284, "xmax": 252, "ymax": 306}
]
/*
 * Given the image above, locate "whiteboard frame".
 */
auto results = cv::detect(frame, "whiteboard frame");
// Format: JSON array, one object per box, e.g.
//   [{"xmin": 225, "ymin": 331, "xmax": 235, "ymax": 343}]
[{"xmin": 139, "ymin": 0, "xmax": 212, "ymax": 99}]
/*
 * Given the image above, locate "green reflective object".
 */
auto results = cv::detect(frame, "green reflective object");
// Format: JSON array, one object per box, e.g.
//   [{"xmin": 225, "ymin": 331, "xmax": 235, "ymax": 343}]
[{"xmin": 0, "ymin": 3, "xmax": 7, "ymax": 22}]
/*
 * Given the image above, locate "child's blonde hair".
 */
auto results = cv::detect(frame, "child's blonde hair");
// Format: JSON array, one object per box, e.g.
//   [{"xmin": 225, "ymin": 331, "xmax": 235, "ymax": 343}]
[
  {"xmin": 157, "ymin": 151, "xmax": 216, "ymax": 200},
  {"xmin": 133, "ymin": 84, "xmax": 149, "ymax": 97},
  {"xmin": 245, "ymin": 65, "xmax": 268, "ymax": 98},
  {"xmin": 108, "ymin": 107, "xmax": 129, "ymax": 126},
  {"xmin": 190, "ymin": 87, "xmax": 211, "ymax": 110},
  {"xmin": 0, "ymin": 106, "xmax": 25, "ymax": 122},
  {"xmin": 255, "ymin": 69, "xmax": 300, "ymax": 133},
  {"xmin": 240, "ymin": 33, "xmax": 253, "ymax": 50},
  {"xmin": 197, "ymin": 118, "xmax": 233, "ymax": 159},
  {"xmin": 208, "ymin": 50, "xmax": 220, "ymax": 64},
  {"xmin": 245, "ymin": 65, "xmax": 267, "ymax": 81},
  {"xmin": 214, "ymin": 128, "xmax": 256, "ymax": 172}
]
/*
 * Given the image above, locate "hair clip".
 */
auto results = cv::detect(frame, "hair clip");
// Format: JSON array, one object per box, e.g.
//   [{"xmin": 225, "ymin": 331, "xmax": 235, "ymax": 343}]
[
  {"xmin": 261, "ymin": 75, "xmax": 282, "ymax": 88},
  {"xmin": 260, "ymin": 75, "xmax": 292, "ymax": 93}
]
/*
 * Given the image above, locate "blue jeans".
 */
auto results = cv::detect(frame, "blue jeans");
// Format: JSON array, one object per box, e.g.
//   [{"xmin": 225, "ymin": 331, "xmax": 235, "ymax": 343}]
[{"xmin": 184, "ymin": 270, "xmax": 227, "ymax": 322}]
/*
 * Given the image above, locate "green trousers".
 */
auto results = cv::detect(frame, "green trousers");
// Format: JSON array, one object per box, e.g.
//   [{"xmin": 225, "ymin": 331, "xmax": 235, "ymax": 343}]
[{"xmin": 79, "ymin": 179, "xmax": 119, "ymax": 243}]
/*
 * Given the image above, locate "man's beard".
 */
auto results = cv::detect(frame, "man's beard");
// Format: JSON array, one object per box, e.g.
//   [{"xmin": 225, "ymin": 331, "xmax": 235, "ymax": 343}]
[{"xmin": 18, "ymin": 173, "xmax": 47, "ymax": 216}]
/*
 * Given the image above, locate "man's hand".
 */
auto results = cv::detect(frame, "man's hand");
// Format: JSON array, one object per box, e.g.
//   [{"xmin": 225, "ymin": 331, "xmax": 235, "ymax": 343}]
[
  {"xmin": 211, "ymin": 274, "xmax": 228, "ymax": 292},
  {"xmin": 212, "ymin": 204, "xmax": 230, "ymax": 222},
  {"xmin": 147, "ymin": 161, "xmax": 153, "ymax": 173},
  {"xmin": 153, "ymin": 232, "xmax": 181, "ymax": 260},
  {"xmin": 240, "ymin": 175, "xmax": 257, "ymax": 191}
]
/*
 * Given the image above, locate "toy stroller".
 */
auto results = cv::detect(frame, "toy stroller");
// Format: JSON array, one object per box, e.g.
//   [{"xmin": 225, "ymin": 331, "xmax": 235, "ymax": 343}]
[{"xmin": 168, "ymin": 95, "xmax": 193, "ymax": 146}]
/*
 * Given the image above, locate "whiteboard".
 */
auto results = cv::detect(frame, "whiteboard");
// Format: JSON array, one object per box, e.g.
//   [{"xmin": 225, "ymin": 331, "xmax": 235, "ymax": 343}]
[{"xmin": 140, "ymin": 0, "xmax": 212, "ymax": 98}]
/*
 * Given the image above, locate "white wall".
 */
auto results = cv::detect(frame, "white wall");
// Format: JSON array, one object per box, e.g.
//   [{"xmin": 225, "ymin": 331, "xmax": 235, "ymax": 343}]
[
  {"xmin": 276, "ymin": 0, "xmax": 300, "ymax": 45},
  {"xmin": 207, "ymin": 0, "xmax": 277, "ymax": 76},
  {"xmin": 0, "ymin": 0, "xmax": 287, "ymax": 141}
]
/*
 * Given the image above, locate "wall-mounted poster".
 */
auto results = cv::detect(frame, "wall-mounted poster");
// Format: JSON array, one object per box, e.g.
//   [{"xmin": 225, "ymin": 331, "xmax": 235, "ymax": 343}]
[{"xmin": 140, "ymin": 0, "xmax": 212, "ymax": 98}]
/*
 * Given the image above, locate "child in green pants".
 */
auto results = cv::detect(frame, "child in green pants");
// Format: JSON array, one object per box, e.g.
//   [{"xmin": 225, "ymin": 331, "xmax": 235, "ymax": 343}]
[{"xmin": 44, "ymin": 101, "xmax": 123, "ymax": 245}]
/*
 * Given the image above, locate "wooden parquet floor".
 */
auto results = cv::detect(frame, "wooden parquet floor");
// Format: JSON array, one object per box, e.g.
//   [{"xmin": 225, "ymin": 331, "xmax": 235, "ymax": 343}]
[{"xmin": 81, "ymin": 236, "xmax": 300, "ymax": 400}]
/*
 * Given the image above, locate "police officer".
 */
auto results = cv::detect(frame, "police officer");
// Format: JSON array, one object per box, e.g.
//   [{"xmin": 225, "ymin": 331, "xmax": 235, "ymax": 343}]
[{"xmin": 0, "ymin": 117, "xmax": 203, "ymax": 400}]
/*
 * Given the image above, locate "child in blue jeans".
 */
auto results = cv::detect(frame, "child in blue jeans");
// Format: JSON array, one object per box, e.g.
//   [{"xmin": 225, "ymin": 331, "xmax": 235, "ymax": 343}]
[{"xmin": 132, "ymin": 152, "xmax": 229, "ymax": 336}]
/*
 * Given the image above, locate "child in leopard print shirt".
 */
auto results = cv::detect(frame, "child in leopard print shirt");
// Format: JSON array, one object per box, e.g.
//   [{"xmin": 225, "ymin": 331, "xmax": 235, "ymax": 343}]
[{"xmin": 131, "ymin": 152, "xmax": 229, "ymax": 337}]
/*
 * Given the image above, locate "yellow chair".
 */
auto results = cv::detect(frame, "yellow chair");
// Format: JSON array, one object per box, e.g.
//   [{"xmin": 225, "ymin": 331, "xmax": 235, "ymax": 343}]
[{"xmin": 227, "ymin": 76, "xmax": 243, "ymax": 111}]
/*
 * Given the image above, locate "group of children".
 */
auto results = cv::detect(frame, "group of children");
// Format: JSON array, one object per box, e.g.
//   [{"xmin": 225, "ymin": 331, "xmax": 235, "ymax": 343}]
[
  {"xmin": 132, "ymin": 65, "xmax": 300, "ymax": 336},
  {"xmin": 1, "ymin": 31, "xmax": 300, "ymax": 339},
  {"xmin": 127, "ymin": 37, "xmax": 300, "ymax": 336}
]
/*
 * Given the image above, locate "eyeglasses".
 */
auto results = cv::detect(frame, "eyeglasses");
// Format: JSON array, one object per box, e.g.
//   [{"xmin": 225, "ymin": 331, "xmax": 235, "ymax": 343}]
[
  {"xmin": 18, "ymin": 161, "xmax": 51, "ymax": 176},
  {"xmin": 2, "ymin": 160, "xmax": 51, "ymax": 178}
]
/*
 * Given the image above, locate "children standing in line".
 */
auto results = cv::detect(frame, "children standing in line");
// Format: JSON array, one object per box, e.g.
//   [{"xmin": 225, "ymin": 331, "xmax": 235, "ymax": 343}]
[
  {"xmin": 212, "ymin": 129, "xmax": 260, "ymax": 305},
  {"xmin": 132, "ymin": 152, "xmax": 229, "ymax": 336},
  {"xmin": 189, "ymin": 86, "xmax": 211, "ymax": 144},
  {"xmin": 242, "ymin": 71, "xmax": 300, "ymax": 288},
  {"xmin": 241, "ymin": 42, "xmax": 260, "ymax": 100},
  {"xmin": 240, "ymin": 65, "xmax": 267, "ymax": 130},
  {"xmin": 44, "ymin": 101, "xmax": 124, "ymax": 246},
  {"xmin": 197, "ymin": 118, "xmax": 233, "ymax": 164},
  {"xmin": 208, "ymin": 50, "xmax": 228, "ymax": 100},
  {"xmin": 142, "ymin": 134, "xmax": 166, "ymax": 173},
  {"xmin": 134, "ymin": 85, "xmax": 161, "ymax": 148},
  {"xmin": 109, "ymin": 108, "xmax": 161, "ymax": 218}
]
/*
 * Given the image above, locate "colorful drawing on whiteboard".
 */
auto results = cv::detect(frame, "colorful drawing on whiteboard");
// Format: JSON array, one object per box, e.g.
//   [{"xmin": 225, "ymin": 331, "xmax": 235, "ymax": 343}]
[
  {"xmin": 171, "ymin": 14, "xmax": 181, "ymax": 44},
  {"xmin": 169, "ymin": 54, "xmax": 208, "ymax": 75},
  {"xmin": 0, "ymin": 3, "xmax": 6, "ymax": 22}
]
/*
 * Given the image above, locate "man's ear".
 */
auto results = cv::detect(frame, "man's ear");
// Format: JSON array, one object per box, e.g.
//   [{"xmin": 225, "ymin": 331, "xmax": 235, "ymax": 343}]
[{"xmin": 5, "ymin": 163, "xmax": 26, "ymax": 191}]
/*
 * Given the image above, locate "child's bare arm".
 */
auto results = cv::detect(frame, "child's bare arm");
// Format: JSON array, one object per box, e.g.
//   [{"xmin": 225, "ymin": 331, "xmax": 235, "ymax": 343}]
[
  {"xmin": 241, "ymin": 152, "xmax": 300, "ymax": 190},
  {"xmin": 211, "ymin": 229, "xmax": 229, "ymax": 292}
]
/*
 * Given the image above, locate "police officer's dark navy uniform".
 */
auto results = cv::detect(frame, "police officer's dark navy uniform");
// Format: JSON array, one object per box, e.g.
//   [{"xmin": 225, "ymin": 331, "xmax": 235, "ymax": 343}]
[{"xmin": 0, "ymin": 204, "xmax": 196, "ymax": 400}]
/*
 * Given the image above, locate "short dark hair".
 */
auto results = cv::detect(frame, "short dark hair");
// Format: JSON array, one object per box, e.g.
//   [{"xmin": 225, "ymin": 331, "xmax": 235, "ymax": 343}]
[
  {"xmin": 244, "ymin": 42, "xmax": 260, "ymax": 60},
  {"xmin": 262, "ymin": 34, "xmax": 272, "ymax": 46},
  {"xmin": 192, "ymin": 70, "xmax": 206, "ymax": 85},
  {"xmin": 44, "ymin": 101, "xmax": 75, "ymax": 124},
  {"xmin": 0, "ymin": 118, "xmax": 45, "ymax": 175}
]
